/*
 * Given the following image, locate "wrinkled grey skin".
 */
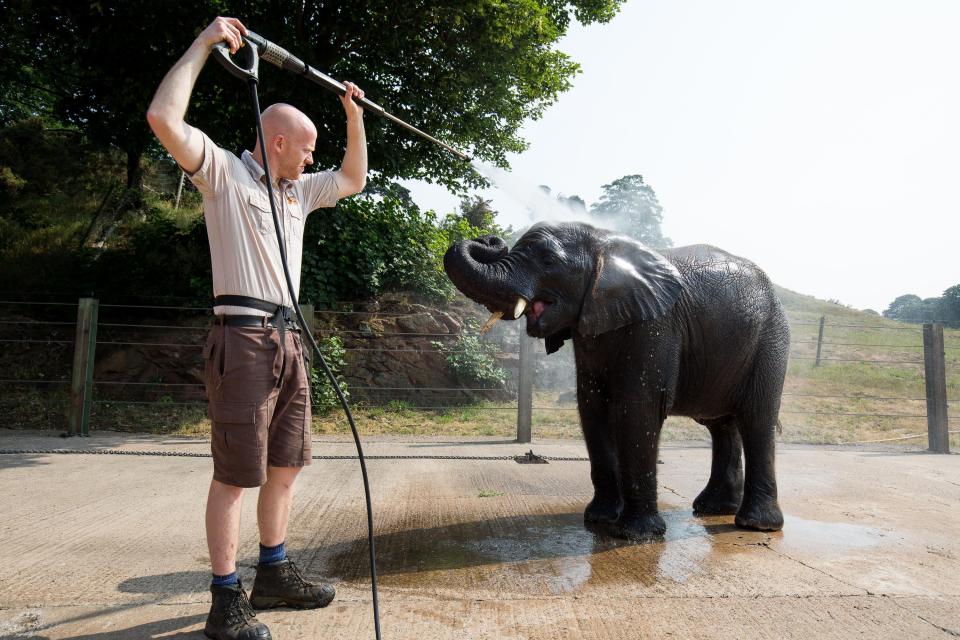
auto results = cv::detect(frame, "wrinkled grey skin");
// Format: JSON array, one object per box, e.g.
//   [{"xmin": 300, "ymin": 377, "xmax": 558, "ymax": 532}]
[{"xmin": 443, "ymin": 222, "xmax": 789, "ymax": 541}]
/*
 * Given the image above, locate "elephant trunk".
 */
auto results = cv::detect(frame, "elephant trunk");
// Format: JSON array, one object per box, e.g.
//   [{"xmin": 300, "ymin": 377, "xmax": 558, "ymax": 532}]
[{"xmin": 443, "ymin": 236, "xmax": 521, "ymax": 316}]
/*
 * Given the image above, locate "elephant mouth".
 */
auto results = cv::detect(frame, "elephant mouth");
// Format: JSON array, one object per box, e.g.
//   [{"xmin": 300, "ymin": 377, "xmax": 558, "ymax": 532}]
[
  {"xmin": 524, "ymin": 298, "xmax": 553, "ymax": 334},
  {"xmin": 477, "ymin": 297, "xmax": 553, "ymax": 336}
]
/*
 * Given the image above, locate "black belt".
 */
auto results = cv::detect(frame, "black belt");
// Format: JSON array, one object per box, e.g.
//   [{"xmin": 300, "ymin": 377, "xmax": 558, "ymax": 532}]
[
  {"xmin": 213, "ymin": 315, "xmax": 300, "ymax": 330},
  {"xmin": 213, "ymin": 295, "xmax": 300, "ymax": 347}
]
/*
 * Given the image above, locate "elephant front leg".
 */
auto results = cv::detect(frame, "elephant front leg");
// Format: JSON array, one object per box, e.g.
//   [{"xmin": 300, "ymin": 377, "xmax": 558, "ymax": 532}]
[
  {"xmin": 609, "ymin": 402, "xmax": 666, "ymax": 542},
  {"xmin": 577, "ymin": 375, "xmax": 622, "ymax": 526}
]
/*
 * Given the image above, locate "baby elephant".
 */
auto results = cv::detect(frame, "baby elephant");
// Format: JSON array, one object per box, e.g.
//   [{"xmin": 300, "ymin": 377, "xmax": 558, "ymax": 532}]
[{"xmin": 444, "ymin": 222, "xmax": 789, "ymax": 541}]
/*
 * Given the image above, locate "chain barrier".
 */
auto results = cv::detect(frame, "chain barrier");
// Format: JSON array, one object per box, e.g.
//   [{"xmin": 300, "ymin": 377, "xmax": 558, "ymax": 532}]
[{"xmin": 0, "ymin": 448, "xmax": 589, "ymax": 461}]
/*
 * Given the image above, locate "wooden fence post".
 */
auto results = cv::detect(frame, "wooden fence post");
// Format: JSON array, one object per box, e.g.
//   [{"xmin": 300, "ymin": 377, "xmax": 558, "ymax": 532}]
[
  {"xmin": 814, "ymin": 315, "xmax": 826, "ymax": 366},
  {"xmin": 67, "ymin": 298, "xmax": 98, "ymax": 437},
  {"xmin": 299, "ymin": 303, "xmax": 315, "ymax": 338},
  {"xmin": 516, "ymin": 333, "xmax": 534, "ymax": 443},
  {"xmin": 922, "ymin": 323, "xmax": 950, "ymax": 453}
]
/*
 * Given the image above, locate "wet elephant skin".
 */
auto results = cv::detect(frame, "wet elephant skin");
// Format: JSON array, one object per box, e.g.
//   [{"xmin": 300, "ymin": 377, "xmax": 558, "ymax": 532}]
[{"xmin": 443, "ymin": 222, "xmax": 790, "ymax": 541}]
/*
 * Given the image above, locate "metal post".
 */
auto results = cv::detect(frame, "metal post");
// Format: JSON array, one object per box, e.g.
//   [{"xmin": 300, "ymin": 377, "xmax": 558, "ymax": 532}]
[
  {"xmin": 922, "ymin": 323, "xmax": 950, "ymax": 453},
  {"xmin": 67, "ymin": 298, "xmax": 98, "ymax": 437},
  {"xmin": 517, "ymin": 333, "xmax": 534, "ymax": 443},
  {"xmin": 174, "ymin": 170, "xmax": 186, "ymax": 209},
  {"xmin": 299, "ymin": 303, "xmax": 315, "ymax": 338},
  {"xmin": 814, "ymin": 315, "xmax": 826, "ymax": 366}
]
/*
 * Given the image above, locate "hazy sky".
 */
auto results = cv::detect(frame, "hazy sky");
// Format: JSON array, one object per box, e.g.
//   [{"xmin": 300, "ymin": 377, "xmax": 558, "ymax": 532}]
[{"xmin": 403, "ymin": 0, "xmax": 960, "ymax": 312}]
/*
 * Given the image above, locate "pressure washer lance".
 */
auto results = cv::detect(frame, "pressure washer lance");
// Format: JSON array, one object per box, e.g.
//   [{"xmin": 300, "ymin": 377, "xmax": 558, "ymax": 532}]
[{"xmin": 213, "ymin": 30, "xmax": 472, "ymax": 162}]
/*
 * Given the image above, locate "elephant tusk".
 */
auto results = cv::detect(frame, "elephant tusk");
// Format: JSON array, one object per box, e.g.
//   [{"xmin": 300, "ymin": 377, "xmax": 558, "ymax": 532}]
[
  {"xmin": 479, "ymin": 310, "xmax": 504, "ymax": 334},
  {"xmin": 513, "ymin": 298, "xmax": 527, "ymax": 319}
]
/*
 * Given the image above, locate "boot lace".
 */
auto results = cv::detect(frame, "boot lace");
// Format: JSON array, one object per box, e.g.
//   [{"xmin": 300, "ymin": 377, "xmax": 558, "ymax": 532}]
[
  {"xmin": 224, "ymin": 589, "xmax": 257, "ymax": 627},
  {"xmin": 281, "ymin": 561, "xmax": 312, "ymax": 592}
]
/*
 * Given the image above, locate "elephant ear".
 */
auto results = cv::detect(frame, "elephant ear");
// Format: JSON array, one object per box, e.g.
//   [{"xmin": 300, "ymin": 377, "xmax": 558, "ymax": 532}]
[{"xmin": 577, "ymin": 236, "xmax": 684, "ymax": 337}]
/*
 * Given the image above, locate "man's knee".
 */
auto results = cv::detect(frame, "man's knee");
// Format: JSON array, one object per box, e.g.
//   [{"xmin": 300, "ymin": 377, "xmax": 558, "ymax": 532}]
[
  {"xmin": 210, "ymin": 478, "xmax": 246, "ymax": 501},
  {"xmin": 265, "ymin": 465, "xmax": 302, "ymax": 491}
]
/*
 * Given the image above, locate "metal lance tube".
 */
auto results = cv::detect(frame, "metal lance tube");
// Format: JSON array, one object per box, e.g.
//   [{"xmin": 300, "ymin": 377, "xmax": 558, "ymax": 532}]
[{"xmin": 214, "ymin": 31, "xmax": 472, "ymax": 162}]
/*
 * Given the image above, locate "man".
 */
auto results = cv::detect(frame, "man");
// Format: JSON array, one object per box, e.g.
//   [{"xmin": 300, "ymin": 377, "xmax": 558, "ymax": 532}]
[{"xmin": 147, "ymin": 16, "xmax": 367, "ymax": 640}]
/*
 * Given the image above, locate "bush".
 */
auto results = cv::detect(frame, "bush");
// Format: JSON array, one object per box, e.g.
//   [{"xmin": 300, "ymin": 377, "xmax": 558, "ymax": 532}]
[
  {"xmin": 310, "ymin": 335, "xmax": 349, "ymax": 414},
  {"xmin": 432, "ymin": 333, "xmax": 507, "ymax": 388}
]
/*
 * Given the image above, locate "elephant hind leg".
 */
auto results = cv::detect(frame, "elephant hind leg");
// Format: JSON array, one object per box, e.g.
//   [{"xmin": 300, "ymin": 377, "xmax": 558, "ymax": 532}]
[
  {"xmin": 734, "ymin": 341, "xmax": 787, "ymax": 531},
  {"xmin": 693, "ymin": 417, "xmax": 744, "ymax": 516}
]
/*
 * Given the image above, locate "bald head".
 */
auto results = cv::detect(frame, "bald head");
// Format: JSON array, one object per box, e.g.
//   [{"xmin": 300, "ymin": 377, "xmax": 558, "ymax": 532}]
[
  {"xmin": 253, "ymin": 103, "xmax": 318, "ymax": 182},
  {"xmin": 260, "ymin": 103, "xmax": 317, "ymax": 141}
]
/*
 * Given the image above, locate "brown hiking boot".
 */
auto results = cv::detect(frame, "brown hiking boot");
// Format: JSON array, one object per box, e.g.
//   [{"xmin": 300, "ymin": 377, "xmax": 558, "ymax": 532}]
[
  {"xmin": 250, "ymin": 559, "xmax": 336, "ymax": 610},
  {"xmin": 204, "ymin": 581, "xmax": 272, "ymax": 640}
]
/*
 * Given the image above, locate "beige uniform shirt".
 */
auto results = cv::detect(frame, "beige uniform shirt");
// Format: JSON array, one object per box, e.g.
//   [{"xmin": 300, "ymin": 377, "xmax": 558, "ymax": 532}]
[{"xmin": 186, "ymin": 132, "xmax": 340, "ymax": 316}]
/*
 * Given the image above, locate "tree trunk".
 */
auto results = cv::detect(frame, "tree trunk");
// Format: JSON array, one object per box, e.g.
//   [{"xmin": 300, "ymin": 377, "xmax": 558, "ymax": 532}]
[{"xmin": 126, "ymin": 149, "xmax": 143, "ymax": 190}]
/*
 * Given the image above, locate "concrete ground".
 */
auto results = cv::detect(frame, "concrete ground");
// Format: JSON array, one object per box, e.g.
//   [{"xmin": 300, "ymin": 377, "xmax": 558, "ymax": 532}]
[{"xmin": 0, "ymin": 429, "xmax": 958, "ymax": 640}]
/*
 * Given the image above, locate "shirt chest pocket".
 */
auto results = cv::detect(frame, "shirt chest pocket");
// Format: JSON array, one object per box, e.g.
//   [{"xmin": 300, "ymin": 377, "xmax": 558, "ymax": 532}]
[
  {"xmin": 288, "ymin": 202, "xmax": 304, "ymax": 240},
  {"xmin": 247, "ymin": 192, "xmax": 274, "ymax": 236},
  {"xmin": 247, "ymin": 191, "xmax": 304, "ymax": 240}
]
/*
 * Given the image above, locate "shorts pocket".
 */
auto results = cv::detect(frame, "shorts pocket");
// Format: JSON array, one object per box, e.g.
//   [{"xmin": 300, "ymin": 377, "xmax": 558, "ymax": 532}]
[
  {"xmin": 210, "ymin": 400, "xmax": 264, "ymax": 487},
  {"xmin": 202, "ymin": 330, "xmax": 224, "ymax": 390}
]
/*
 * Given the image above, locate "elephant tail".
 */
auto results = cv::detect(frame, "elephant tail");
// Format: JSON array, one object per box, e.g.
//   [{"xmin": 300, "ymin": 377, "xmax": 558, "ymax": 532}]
[{"xmin": 776, "ymin": 418, "xmax": 783, "ymax": 434}]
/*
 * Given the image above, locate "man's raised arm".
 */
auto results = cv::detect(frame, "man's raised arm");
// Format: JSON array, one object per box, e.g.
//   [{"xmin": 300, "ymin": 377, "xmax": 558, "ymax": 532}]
[{"xmin": 146, "ymin": 17, "xmax": 247, "ymax": 174}]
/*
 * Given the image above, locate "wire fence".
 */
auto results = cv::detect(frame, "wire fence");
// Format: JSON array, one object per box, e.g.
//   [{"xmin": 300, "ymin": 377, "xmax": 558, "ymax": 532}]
[{"xmin": 0, "ymin": 299, "xmax": 956, "ymax": 450}]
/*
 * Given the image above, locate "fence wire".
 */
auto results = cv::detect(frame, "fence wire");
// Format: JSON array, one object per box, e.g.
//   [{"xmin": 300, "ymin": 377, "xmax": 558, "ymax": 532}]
[{"xmin": 2, "ymin": 302, "xmax": 956, "ymax": 449}]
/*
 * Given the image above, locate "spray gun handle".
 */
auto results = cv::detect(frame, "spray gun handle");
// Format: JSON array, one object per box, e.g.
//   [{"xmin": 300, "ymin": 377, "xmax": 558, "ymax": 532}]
[{"xmin": 211, "ymin": 37, "xmax": 260, "ymax": 82}]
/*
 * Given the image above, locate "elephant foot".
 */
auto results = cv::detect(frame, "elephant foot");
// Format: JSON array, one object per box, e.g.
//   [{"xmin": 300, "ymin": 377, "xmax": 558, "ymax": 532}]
[
  {"xmin": 735, "ymin": 496, "xmax": 783, "ymax": 531},
  {"xmin": 584, "ymin": 494, "xmax": 622, "ymax": 525},
  {"xmin": 693, "ymin": 484, "xmax": 743, "ymax": 516},
  {"xmin": 608, "ymin": 511, "xmax": 666, "ymax": 542}
]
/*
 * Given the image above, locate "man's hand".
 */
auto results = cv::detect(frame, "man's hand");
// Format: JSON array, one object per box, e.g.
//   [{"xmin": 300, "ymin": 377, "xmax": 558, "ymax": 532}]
[
  {"xmin": 341, "ymin": 82, "xmax": 365, "ymax": 121},
  {"xmin": 198, "ymin": 16, "xmax": 248, "ymax": 54}
]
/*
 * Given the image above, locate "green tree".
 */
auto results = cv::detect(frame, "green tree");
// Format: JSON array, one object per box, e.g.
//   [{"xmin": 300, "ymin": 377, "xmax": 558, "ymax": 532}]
[
  {"xmin": 883, "ymin": 294, "xmax": 923, "ymax": 322},
  {"xmin": 458, "ymin": 196, "xmax": 498, "ymax": 229},
  {"xmin": 590, "ymin": 174, "xmax": 672, "ymax": 248},
  {"xmin": 940, "ymin": 285, "xmax": 960, "ymax": 323},
  {"xmin": 1, "ymin": 0, "xmax": 624, "ymax": 193}
]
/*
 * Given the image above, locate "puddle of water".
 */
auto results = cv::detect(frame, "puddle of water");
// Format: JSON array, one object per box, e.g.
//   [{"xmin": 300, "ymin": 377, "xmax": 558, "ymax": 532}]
[{"xmin": 320, "ymin": 509, "xmax": 887, "ymax": 596}]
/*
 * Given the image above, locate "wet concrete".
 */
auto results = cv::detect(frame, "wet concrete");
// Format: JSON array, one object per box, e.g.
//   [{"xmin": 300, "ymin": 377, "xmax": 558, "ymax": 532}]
[{"xmin": 0, "ymin": 430, "xmax": 958, "ymax": 638}]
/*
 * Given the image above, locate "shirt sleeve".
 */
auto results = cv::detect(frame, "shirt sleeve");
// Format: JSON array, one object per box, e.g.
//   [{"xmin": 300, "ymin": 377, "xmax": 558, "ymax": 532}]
[
  {"xmin": 301, "ymin": 170, "xmax": 341, "ymax": 212},
  {"xmin": 181, "ymin": 131, "xmax": 231, "ymax": 198}
]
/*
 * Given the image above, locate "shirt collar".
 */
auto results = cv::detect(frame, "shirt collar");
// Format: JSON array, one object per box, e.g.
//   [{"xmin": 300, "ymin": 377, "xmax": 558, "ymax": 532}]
[{"xmin": 241, "ymin": 149, "xmax": 290, "ymax": 189}]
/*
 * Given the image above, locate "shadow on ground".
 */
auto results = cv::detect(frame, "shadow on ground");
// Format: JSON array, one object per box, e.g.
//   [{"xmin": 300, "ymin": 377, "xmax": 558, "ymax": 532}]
[
  {"xmin": 0, "ymin": 454, "xmax": 51, "ymax": 470},
  {"xmin": 27, "ymin": 613, "xmax": 207, "ymax": 640}
]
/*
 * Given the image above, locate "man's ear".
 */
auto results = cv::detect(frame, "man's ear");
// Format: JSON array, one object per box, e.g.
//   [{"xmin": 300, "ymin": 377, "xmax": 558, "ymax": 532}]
[{"xmin": 578, "ymin": 236, "xmax": 683, "ymax": 337}]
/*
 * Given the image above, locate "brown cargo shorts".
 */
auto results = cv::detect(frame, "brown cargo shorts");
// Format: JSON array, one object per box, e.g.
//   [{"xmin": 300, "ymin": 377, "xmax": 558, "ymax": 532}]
[{"xmin": 202, "ymin": 322, "xmax": 312, "ymax": 488}]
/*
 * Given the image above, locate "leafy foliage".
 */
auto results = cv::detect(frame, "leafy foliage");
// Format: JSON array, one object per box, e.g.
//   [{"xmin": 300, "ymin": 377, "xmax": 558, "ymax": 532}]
[
  {"xmin": 1, "ymin": 0, "xmax": 624, "ymax": 192},
  {"xmin": 300, "ymin": 189, "xmax": 508, "ymax": 304},
  {"xmin": 310, "ymin": 335, "xmax": 349, "ymax": 414},
  {"xmin": 590, "ymin": 174, "xmax": 672, "ymax": 247},
  {"xmin": 432, "ymin": 333, "xmax": 507, "ymax": 388}
]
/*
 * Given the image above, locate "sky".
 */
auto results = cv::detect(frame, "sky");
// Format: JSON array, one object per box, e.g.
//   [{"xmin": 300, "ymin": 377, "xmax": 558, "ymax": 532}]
[{"xmin": 403, "ymin": 0, "xmax": 960, "ymax": 312}]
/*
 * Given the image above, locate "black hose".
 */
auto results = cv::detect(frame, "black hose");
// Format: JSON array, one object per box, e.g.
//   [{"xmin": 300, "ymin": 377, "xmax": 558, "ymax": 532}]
[{"xmin": 247, "ymin": 79, "xmax": 382, "ymax": 640}]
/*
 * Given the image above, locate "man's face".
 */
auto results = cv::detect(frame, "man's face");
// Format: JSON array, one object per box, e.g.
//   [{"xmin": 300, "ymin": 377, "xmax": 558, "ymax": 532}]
[{"xmin": 275, "ymin": 129, "xmax": 316, "ymax": 181}]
